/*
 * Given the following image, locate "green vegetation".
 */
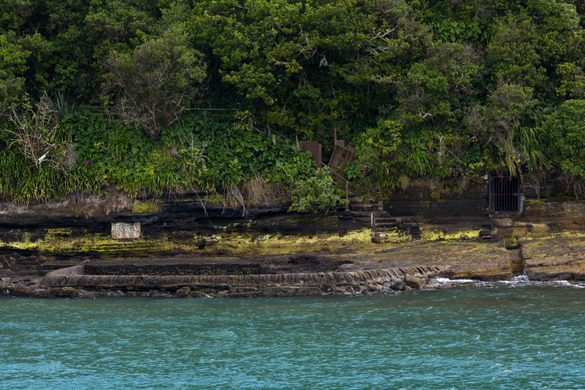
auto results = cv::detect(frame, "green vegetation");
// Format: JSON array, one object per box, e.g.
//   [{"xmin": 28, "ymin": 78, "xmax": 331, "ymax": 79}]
[
  {"xmin": 132, "ymin": 201, "xmax": 160, "ymax": 214},
  {"xmin": 0, "ymin": 227, "xmax": 495, "ymax": 258},
  {"xmin": 1, "ymin": 0, "xmax": 585, "ymax": 206},
  {"xmin": 0, "ymin": 111, "xmax": 339, "ymax": 211},
  {"xmin": 289, "ymin": 168, "xmax": 344, "ymax": 213},
  {"xmin": 540, "ymin": 100, "xmax": 585, "ymax": 196}
]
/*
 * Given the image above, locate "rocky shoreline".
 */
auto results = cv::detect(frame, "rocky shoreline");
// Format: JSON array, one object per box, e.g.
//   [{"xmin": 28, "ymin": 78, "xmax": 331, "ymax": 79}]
[
  {"xmin": 1, "ymin": 256, "xmax": 443, "ymax": 298},
  {"xmin": 2, "ymin": 196, "xmax": 585, "ymax": 299},
  {"xmin": 3, "ymin": 267, "xmax": 585, "ymax": 299},
  {"xmin": 2, "ymin": 230, "xmax": 585, "ymax": 299}
]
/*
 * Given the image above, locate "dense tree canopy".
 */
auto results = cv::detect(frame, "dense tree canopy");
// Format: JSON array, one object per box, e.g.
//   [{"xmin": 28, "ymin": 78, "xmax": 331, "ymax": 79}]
[{"xmin": 1, "ymin": 0, "xmax": 585, "ymax": 202}]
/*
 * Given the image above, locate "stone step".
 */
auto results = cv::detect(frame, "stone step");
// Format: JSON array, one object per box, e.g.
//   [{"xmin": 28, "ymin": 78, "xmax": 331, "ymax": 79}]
[
  {"xmin": 349, "ymin": 203, "xmax": 383, "ymax": 212},
  {"xmin": 375, "ymin": 217, "xmax": 401, "ymax": 223},
  {"xmin": 354, "ymin": 215, "xmax": 396, "ymax": 226},
  {"xmin": 350, "ymin": 202, "xmax": 382, "ymax": 208},
  {"xmin": 376, "ymin": 222, "xmax": 400, "ymax": 228},
  {"xmin": 351, "ymin": 212, "xmax": 382, "ymax": 219},
  {"xmin": 352, "ymin": 210, "xmax": 390, "ymax": 215},
  {"xmin": 374, "ymin": 225, "xmax": 399, "ymax": 230},
  {"xmin": 351, "ymin": 210, "xmax": 380, "ymax": 215}
]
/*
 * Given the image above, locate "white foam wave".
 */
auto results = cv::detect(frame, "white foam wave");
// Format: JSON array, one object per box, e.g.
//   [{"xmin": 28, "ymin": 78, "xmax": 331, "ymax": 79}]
[
  {"xmin": 511, "ymin": 274, "xmax": 530, "ymax": 283},
  {"xmin": 430, "ymin": 276, "xmax": 585, "ymax": 289},
  {"xmin": 434, "ymin": 277, "xmax": 476, "ymax": 284},
  {"xmin": 549, "ymin": 280, "xmax": 585, "ymax": 289}
]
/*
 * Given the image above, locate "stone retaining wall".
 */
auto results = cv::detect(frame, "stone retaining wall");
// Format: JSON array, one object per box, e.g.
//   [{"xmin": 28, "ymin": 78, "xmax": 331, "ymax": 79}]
[{"xmin": 521, "ymin": 201, "xmax": 585, "ymax": 228}]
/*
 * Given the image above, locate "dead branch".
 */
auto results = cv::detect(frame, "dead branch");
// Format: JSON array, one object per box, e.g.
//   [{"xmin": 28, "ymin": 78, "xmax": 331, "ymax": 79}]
[{"xmin": 4, "ymin": 96, "xmax": 68, "ymax": 171}]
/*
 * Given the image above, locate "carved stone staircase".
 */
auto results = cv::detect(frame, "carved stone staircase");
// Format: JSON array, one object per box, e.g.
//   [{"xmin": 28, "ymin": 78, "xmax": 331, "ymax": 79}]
[{"xmin": 348, "ymin": 200, "xmax": 420, "ymax": 241}]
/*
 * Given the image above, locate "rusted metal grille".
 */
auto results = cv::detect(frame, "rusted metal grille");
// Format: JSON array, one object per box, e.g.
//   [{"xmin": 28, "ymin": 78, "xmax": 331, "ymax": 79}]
[{"xmin": 489, "ymin": 175, "xmax": 521, "ymax": 213}]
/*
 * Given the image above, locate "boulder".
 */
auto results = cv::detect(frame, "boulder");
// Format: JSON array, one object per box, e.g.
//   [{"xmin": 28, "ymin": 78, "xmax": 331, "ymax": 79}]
[
  {"xmin": 479, "ymin": 229, "xmax": 492, "ymax": 240},
  {"xmin": 404, "ymin": 274, "xmax": 427, "ymax": 289},
  {"xmin": 175, "ymin": 286, "xmax": 192, "ymax": 297},
  {"xmin": 390, "ymin": 279, "xmax": 405, "ymax": 291}
]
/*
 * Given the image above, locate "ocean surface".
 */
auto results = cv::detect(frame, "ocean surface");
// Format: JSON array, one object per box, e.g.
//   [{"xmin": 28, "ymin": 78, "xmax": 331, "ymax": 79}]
[{"xmin": 1, "ymin": 288, "xmax": 585, "ymax": 389}]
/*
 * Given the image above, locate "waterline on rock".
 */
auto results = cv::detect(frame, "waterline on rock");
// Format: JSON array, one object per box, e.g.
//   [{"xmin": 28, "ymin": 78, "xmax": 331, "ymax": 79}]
[{"xmin": 428, "ymin": 276, "xmax": 585, "ymax": 290}]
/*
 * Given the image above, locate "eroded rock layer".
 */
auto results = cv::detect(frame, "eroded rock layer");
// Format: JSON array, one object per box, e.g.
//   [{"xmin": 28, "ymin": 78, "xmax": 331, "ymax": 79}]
[{"xmin": 1, "ymin": 260, "xmax": 442, "ymax": 298}]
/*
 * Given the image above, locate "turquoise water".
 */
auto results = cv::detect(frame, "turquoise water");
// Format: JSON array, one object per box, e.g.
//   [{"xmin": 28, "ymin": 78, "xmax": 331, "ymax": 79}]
[{"xmin": 1, "ymin": 288, "xmax": 585, "ymax": 389}]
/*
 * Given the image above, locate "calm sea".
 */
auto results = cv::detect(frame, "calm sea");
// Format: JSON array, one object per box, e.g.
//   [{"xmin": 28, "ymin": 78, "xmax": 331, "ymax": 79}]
[{"xmin": 1, "ymin": 288, "xmax": 585, "ymax": 389}]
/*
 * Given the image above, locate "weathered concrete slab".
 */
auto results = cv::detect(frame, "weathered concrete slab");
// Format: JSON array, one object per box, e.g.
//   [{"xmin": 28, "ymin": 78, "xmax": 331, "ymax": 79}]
[{"xmin": 111, "ymin": 222, "xmax": 141, "ymax": 240}]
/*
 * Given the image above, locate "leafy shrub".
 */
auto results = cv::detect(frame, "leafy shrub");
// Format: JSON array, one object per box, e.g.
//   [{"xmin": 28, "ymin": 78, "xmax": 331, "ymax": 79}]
[
  {"xmin": 541, "ymin": 99, "xmax": 585, "ymax": 196},
  {"xmin": 289, "ymin": 168, "xmax": 343, "ymax": 213},
  {"xmin": 347, "ymin": 119, "xmax": 403, "ymax": 191},
  {"xmin": 0, "ymin": 111, "xmax": 334, "ymax": 208},
  {"xmin": 105, "ymin": 24, "xmax": 206, "ymax": 138}
]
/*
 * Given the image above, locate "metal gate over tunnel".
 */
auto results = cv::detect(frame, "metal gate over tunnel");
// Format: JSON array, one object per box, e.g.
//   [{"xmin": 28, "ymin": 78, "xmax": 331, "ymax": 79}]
[{"xmin": 488, "ymin": 175, "xmax": 521, "ymax": 213}]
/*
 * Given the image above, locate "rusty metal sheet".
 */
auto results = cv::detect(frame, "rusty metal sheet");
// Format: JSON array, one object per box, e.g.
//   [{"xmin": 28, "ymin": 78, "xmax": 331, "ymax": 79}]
[{"xmin": 299, "ymin": 140, "xmax": 322, "ymax": 166}]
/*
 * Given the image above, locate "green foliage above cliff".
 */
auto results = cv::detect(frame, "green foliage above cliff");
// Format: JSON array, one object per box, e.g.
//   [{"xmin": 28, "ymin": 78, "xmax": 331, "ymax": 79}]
[
  {"xmin": 1, "ymin": 0, "xmax": 585, "ymax": 199},
  {"xmin": 0, "ymin": 112, "xmax": 330, "ymax": 207},
  {"xmin": 541, "ymin": 100, "xmax": 585, "ymax": 196},
  {"xmin": 105, "ymin": 23, "xmax": 206, "ymax": 138}
]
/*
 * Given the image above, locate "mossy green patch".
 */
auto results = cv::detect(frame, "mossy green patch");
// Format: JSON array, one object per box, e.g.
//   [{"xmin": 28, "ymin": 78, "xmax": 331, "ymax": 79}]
[
  {"xmin": 526, "ymin": 199, "xmax": 546, "ymax": 210},
  {"xmin": 45, "ymin": 228, "xmax": 73, "ymax": 238},
  {"xmin": 2, "ymin": 227, "xmax": 582, "ymax": 261},
  {"xmin": 421, "ymin": 228, "xmax": 482, "ymax": 241},
  {"xmin": 132, "ymin": 201, "xmax": 160, "ymax": 214}
]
